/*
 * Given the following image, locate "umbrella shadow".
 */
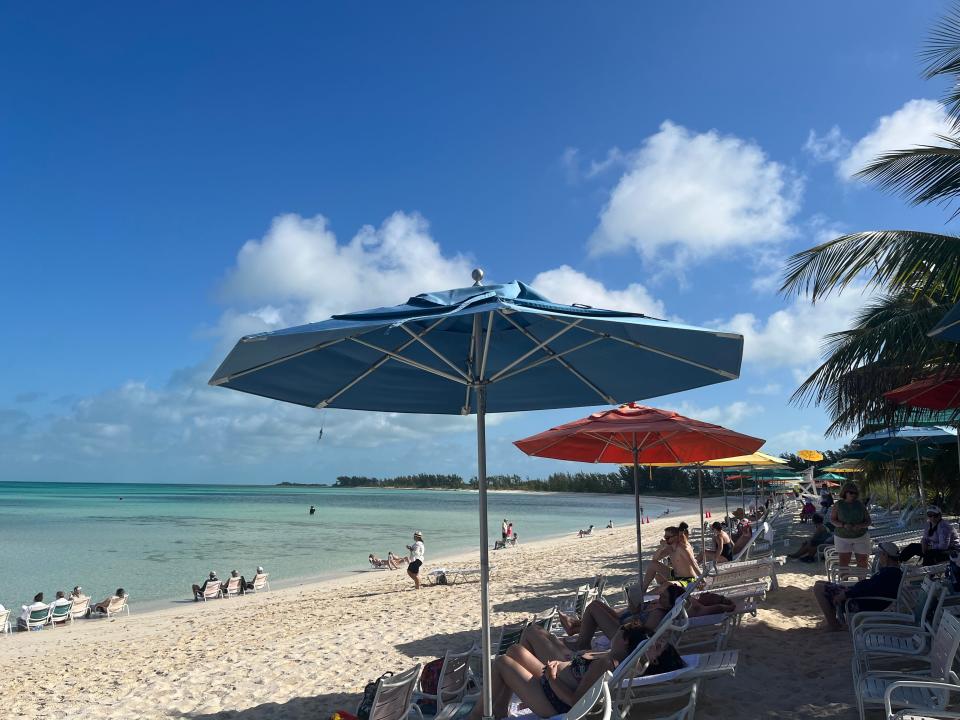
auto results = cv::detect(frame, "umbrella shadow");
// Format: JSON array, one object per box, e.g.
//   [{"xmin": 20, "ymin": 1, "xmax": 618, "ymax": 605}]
[
  {"xmin": 175, "ymin": 692, "xmax": 354, "ymax": 720},
  {"xmin": 394, "ymin": 627, "xmax": 485, "ymax": 658}
]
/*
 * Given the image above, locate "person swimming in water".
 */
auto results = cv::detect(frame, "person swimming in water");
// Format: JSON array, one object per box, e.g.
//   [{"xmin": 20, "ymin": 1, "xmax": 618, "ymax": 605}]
[{"xmin": 309, "ymin": 505, "xmax": 316, "ymax": 515}]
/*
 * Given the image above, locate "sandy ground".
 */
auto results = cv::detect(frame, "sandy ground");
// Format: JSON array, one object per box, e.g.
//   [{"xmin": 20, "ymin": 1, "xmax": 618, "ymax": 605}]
[{"xmin": 0, "ymin": 499, "xmax": 857, "ymax": 720}]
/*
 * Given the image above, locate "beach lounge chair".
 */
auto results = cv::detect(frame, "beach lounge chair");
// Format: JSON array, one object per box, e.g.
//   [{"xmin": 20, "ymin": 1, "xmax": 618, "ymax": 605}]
[
  {"xmin": 413, "ymin": 645, "xmax": 478, "ymax": 716},
  {"xmin": 223, "ymin": 576, "xmax": 243, "ymax": 598},
  {"xmin": 853, "ymin": 609, "xmax": 960, "ymax": 720},
  {"xmin": 199, "ymin": 582, "xmax": 223, "ymax": 601},
  {"xmin": 426, "ymin": 568, "xmax": 483, "ymax": 586},
  {"xmin": 360, "ymin": 663, "xmax": 422, "ymax": 720},
  {"xmin": 848, "ymin": 565, "xmax": 950, "ymax": 635},
  {"xmin": 851, "ymin": 582, "xmax": 950, "ymax": 662},
  {"xmin": 247, "ymin": 572, "xmax": 270, "ymax": 592},
  {"xmin": 49, "ymin": 600, "xmax": 75, "ymax": 627},
  {"xmin": 0, "ymin": 607, "xmax": 10, "ymax": 634},
  {"xmin": 883, "ymin": 680, "xmax": 960, "ymax": 719},
  {"xmin": 69, "ymin": 596, "xmax": 90, "ymax": 621},
  {"xmin": 496, "ymin": 620, "xmax": 527, "ymax": 656},
  {"xmin": 18, "ymin": 606, "xmax": 51, "ymax": 631},
  {"xmin": 95, "ymin": 595, "xmax": 130, "ymax": 618}
]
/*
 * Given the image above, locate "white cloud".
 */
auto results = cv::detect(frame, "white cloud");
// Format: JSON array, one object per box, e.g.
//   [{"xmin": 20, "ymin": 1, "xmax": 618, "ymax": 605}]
[
  {"xmin": 674, "ymin": 400, "xmax": 763, "ymax": 428},
  {"xmin": 837, "ymin": 99, "xmax": 951, "ymax": 179},
  {"xmin": 804, "ymin": 126, "xmax": 850, "ymax": 163},
  {"xmin": 768, "ymin": 427, "xmax": 826, "ymax": 453},
  {"xmin": 588, "ymin": 121, "xmax": 802, "ymax": 266},
  {"xmin": 747, "ymin": 383, "xmax": 782, "ymax": 396},
  {"xmin": 715, "ymin": 285, "xmax": 871, "ymax": 369},
  {"xmin": 530, "ymin": 265, "xmax": 666, "ymax": 317}
]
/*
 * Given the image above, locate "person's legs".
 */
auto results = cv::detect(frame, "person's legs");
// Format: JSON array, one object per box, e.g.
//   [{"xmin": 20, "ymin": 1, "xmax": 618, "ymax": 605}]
[
  {"xmin": 922, "ymin": 549, "xmax": 950, "ymax": 566},
  {"xmin": 899, "ymin": 542, "xmax": 923, "ymax": 563},
  {"xmin": 407, "ymin": 567, "xmax": 420, "ymax": 590},
  {"xmin": 837, "ymin": 552, "xmax": 852, "ymax": 568},
  {"xmin": 507, "ymin": 641, "xmax": 551, "ymax": 672},
  {"xmin": 191, "ymin": 584, "xmax": 201, "ymax": 600},
  {"xmin": 640, "ymin": 561, "xmax": 670, "ymax": 593},
  {"xmin": 519, "ymin": 624, "xmax": 571, "ymax": 662},
  {"xmin": 556, "ymin": 611, "xmax": 580, "ymax": 636},
  {"xmin": 812, "ymin": 581, "xmax": 841, "ymax": 630},
  {"xmin": 854, "ymin": 553, "xmax": 869, "ymax": 568},
  {"xmin": 575, "ymin": 601, "xmax": 623, "ymax": 651}
]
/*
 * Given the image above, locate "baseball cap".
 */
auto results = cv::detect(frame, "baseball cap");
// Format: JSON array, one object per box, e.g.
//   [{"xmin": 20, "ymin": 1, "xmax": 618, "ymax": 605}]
[
  {"xmin": 927, "ymin": 505, "xmax": 943, "ymax": 516},
  {"xmin": 878, "ymin": 542, "xmax": 900, "ymax": 559}
]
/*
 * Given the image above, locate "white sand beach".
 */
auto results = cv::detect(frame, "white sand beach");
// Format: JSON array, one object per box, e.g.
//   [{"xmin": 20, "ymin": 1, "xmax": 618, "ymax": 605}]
[{"xmin": 0, "ymin": 501, "xmax": 855, "ymax": 720}]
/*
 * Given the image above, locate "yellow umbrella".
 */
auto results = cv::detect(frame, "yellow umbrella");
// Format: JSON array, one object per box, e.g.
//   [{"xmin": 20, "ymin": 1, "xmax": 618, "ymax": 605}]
[
  {"xmin": 797, "ymin": 449, "xmax": 824, "ymax": 462},
  {"xmin": 820, "ymin": 459, "xmax": 864, "ymax": 473}
]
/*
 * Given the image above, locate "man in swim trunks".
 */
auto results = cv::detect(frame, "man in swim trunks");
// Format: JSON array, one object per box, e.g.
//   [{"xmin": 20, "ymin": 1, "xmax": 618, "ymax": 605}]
[{"xmin": 639, "ymin": 526, "xmax": 701, "ymax": 593}]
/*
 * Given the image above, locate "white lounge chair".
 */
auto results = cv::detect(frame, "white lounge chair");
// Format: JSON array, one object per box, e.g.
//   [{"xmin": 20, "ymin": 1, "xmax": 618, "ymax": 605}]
[
  {"xmin": 426, "ymin": 568, "xmax": 483, "ymax": 586},
  {"xmin": 199, "ymin": 582, "xmax": 223, "ymax": 601},
  {"xmin": 361, "ymin": 664, "xmax": 422, "ymax": 720},
  {"xmin": 95, "ymin": 595, "xmax": 130, "ymax": 618},
  {"xmin": 413, "ymin": 646, "xmax": 478, "ymax": 716},
  {"xmin": 0, "ymin": 607, "xmax": 11, "ymax": 634},
  {"xmin": 69, "ymin": 596, "xmax": 90, "ymax": 621},
  {"xmin": 247, "ymin": 572, "xmax": 270, "ymax": 592},
  {"xmin": 883, "ymin": 680, "xmax": 960, "ymax": 719},
  {"xmin": 223, "ymin": 576, "xmax": 242, "ymax": 598}
]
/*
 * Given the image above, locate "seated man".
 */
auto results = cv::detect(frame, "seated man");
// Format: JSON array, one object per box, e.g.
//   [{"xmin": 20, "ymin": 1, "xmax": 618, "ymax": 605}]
[
  {"xmin": 192, "ymin": 571, "xmax": 220, "ymax": 600},
  {"xmin": 69, "ymin": 586, "xmax": 88, "ymax": 603},
  {"xmin": 17, "ymin": 593, "xmax": 47, "ymax": 630},
  {"xmin": 812, "ymin": 542, "xmax": 902, "ymax": 631},
  {"xmin": 245, "ymin": 566, "xmax": 266, "ymax": 589},
  {"xmin": 93, "ymin": 588, "xmax": 127, "ymax": 614},
  {"xmin": 639, "ymin": 526, "xmax": 701, "ymax": 592},
  {"xmin": 787, "ymin": 513, "xmax": 832, "ymax": 562},
  {"xmin": 221, "ymin": 569, "xmax": 244, "ymax": 593}
]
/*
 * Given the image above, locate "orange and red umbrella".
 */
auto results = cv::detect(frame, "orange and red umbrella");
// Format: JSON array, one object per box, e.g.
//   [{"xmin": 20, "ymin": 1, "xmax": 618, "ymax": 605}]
[
  {"xmin": 514, "ymin": 403, "xmax": 764, "ymax": 571},
  {"xmin": 884, "ymin": 377, "xmax": 960, "ymax": 410}
]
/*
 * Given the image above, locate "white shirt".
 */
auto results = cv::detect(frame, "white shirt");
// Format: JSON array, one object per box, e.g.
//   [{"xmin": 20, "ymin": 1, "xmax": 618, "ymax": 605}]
[
  {"xmin": 20, "ymin": 601, "xmax": 47, "ymax": 622},
  {"xmin": 409, "ymin": 540, "xmax": 424, "ymax": 562},
  {"xmin": 50, "ymin": 597, "xmax": 71, "ymax": 608}
]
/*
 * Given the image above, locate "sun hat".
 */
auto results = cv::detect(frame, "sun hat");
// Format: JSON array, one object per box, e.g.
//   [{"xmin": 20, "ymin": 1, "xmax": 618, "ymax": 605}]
[
  {"xmin": 878, "ymin": 542, "xmax": 900, "ymax": 559},
  {"xmin": 928, "ymin": 505, "xmax": 943, "ymax": 516},
  {"xmin": 414, "ymin": 530, "xmax": 423, "ymax": 538}
]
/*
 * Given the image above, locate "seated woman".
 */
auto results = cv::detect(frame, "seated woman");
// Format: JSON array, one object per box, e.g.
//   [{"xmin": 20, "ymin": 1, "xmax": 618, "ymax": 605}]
[
  {"xmin": 787, "ymin": 513, "xmax": 832, "ymax": 562},
  {"xmin": 466, "ymin": 620, "xmax": 682, "ymax": 720},
  {"xmin": 709, "ymin": 522, "xmax": 734, "ymax": 564},
  {"xmin": 387, "ymin": 551, "xmax": 408, "ymax": 569},
  {"xmin": 368, "ymin": 554, "xmax": 391, "ymax": 569},
  {"xmin": 639, "ymin": 526, "xmax": 701, "ymax": 593},
  {"xmin": 92, "ymin": 588, "xmax": 126, "ymax": 615},
  {"xmin": 556, "ymin": 583, "xmax": 685, "ymax": 650}
]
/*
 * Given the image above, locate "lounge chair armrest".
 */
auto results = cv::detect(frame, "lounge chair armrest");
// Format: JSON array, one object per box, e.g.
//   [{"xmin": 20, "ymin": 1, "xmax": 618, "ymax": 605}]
[{"xmin": 884, "ymin": 680, "xmax": 960, "ymax": 717}]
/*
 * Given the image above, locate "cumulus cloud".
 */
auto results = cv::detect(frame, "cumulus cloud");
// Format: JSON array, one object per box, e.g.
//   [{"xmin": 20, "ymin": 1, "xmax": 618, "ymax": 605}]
[
  {"xmin": 830, "ymin": 99, "xmax": 951, "ymax": 180},
  {"xmin": 747, "ymin": 383, "xmax": 782, "ymax": 396},
  {"xmin": 768, "ymin": 426, "xmax": 827, "ymax": 453},
  {"xmin": 803, "ymin": 126, "xmax": 850, "ymax": 163},
  {"xmin": 530, "ymin": 265, "xmax": 666, "ymax": 317},
  {"xmin": 674, "ymin": 400, "xmax": 763, "ymax": 428},
  {"xmin": 588, "ymin": 121, "xmax": 802, "ymax": 266},
  {"xmin": 715, "ymin": 285, "xmax": 870, "ymax": 369}
]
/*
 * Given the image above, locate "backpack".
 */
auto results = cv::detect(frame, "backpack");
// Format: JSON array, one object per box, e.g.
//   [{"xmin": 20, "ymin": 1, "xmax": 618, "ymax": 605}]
[
  {"xmin": 436, "ymin": 572, "xmax": 448, "ymax": 586},
  {"xmin": 415, "ymin": 658, "xmax": 445, "ymax": 715},
  {"xmin": 357, "ymin": 671, "xmax": 393, "ymax": 720}
]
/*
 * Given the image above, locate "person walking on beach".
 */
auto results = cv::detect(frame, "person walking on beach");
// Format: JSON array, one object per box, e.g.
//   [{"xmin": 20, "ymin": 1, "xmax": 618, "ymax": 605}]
[{"xmin": 406, "ymin": 530, "xmax": 425, "ymax": 590}]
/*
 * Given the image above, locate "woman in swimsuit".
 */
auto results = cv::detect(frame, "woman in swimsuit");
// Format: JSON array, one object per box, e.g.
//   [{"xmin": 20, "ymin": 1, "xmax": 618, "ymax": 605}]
[
  {"xmin": 709, "ymin": 522, "xmax": 734, "ymax": 564},
  {"xmin": 639, "ymin": 526, "xmax": 701, "ymax": 593},
  {"xmin": 466, "ymin": 620, "xmax": 651, "ymax": 720}
]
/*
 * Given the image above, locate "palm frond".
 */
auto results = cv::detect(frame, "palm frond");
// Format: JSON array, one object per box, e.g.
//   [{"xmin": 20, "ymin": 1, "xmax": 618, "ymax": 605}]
[
  {"xmin": 855, "ymin": 139, "xmax": 960, "ymax": 215},
  {"xmin": 780, "ymin": 229, "xmax": 960, "ymax": 301},
  {"xmin": 790, "ymin": 292, "xmax": 960, "ymax": 435},
  {"xmin": 922, "ymin": 5, "xmax": 960, "ymax": 127}
]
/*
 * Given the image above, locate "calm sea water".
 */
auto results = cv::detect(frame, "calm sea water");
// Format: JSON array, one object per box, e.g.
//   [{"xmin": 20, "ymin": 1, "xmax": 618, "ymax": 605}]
[{"xmin": 0, "ymin": 482, "xmax": 673, "ymax": 610}]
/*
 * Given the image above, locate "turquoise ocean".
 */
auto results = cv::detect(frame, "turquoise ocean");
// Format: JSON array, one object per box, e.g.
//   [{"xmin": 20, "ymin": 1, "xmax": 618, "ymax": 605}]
[{"xmin": 0, "ymin": 482, "xmax": 673, "ymax": 611}]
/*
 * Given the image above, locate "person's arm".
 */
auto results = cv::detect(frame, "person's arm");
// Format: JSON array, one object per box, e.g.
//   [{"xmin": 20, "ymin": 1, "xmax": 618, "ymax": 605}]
[
  {"xmin": 544, "ymin": 661, "xmax": 579, "ymax": 708},
  {"xmin": 830, "ymin": 505, "xmax": 842, "ymax": 529}
]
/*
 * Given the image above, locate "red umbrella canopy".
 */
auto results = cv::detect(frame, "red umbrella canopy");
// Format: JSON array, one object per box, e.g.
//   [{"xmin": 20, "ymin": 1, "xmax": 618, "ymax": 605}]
[
  {"xmin": 884, "ymin": 377, "xmax": 960, "ymax": 410},
  {"xmin": 513, "ymin": 402, "xmax": 764, "ymax": 464}
]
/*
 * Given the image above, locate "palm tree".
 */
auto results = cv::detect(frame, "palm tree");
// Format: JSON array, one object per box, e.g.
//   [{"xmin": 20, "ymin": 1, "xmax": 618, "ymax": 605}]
[{"xmin": 781, "ymin": 3, "xmax": 960, "ymax": 434}]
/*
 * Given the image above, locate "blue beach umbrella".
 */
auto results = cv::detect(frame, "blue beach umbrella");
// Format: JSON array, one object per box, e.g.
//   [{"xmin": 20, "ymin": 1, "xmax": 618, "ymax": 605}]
[
  {"xmin": 853, "ymin": 426, "xmax": 957, "ymax": 500},
  {"xmin": 210, "ymin": 272, "xmax": 745, "ymax": 718},
  {"xmin": 929, "ymin": 300, "xmax": 960, "ymax": 343}
]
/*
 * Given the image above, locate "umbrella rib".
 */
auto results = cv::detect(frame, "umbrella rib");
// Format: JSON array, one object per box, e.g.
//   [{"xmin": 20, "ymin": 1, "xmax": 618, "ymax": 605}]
[
  {"xmin": 494, "ymin": 314, "xmax": 616, "ymax": 404},
  {"xmin": 479, "ymin": 311, "xmax": 494, "ymax": 381},
  {"xmin": 491, "ymin": 337, "xmax": 606, "ymax": 384},
  {"xmin": 210, "ymin": 335, "xmax": 349, "ymax": 385},
  {"xmin": 349, "ymin": 337, "xmax": 468, "ymax": 385},
  {"xmin": 399, "ymin": 324, "xmax": 471, "ymax": 381},
  {"xmin": 541, "ymin": 316, "xmax": 739, "ymax": 380},
  {"xmin": 487, "ymin": 318, "xmax": 583, "ymax": 382},
  {"xmin": 315, "ymin": 318, "xmax": 452, "ymax": 408}
]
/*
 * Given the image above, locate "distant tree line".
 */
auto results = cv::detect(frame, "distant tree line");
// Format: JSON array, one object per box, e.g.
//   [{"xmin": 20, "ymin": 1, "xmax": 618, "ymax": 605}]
[{"xmin": 333, "ymin": 465, "xmax": 742, "ymax": 497}]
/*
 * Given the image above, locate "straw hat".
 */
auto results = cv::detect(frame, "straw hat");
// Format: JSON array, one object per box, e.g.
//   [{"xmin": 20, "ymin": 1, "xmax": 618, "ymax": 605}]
[{"xmin": 413, "ymin": 530, "xmax": 423, "ymax": 539}]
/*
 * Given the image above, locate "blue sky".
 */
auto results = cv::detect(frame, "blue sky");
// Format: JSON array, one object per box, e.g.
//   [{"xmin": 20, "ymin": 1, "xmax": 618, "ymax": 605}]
[{"xmin": 1, "ymin": 2, "xmax": 956, "ymax": 484}]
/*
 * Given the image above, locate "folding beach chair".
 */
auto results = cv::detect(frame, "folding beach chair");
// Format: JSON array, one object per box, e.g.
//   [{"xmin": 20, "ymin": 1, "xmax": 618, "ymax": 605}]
[
  {"xmin": 223, "ymin": 576, "xmax": 243, "ymax": 597},
  {"xmin": 412, "ymin": 645, "xmax": 478, "ymax": 717},
  {"xmin": 0, "ymin": 607, "xmax": 9, "ymax": 634},
  {"xmin": 18, "ymin": 606, "xmax": 51, "ymax": 631},
  {"xmin": 48, "ymin": 600, "xmax": 75, "ymax": 627},
  {"xmin": 247, "ymin": 572, "xmax": 271, "ymax": 592},
  {"xmin": 360, "ymin": 664, "xmax": 422, "ymax": 720}
]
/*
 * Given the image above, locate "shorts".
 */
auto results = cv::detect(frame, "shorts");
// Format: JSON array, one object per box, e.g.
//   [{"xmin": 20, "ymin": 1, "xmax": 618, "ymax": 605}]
[
  {"xmin": 408, "ymin": 559, "xmax": 422, "ymax": 574},
  {"xmin": 670, "ymin": 572, "xmax": 695, "ymax": 586},
  {"xmin": 834, "ymin": 534, "xmax": 871, "ymax": 555}
]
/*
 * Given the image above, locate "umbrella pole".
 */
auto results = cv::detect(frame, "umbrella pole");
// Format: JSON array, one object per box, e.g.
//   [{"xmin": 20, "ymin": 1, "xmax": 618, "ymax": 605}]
[
  {"xmin": 475, "ymin": 382, "xmax": 493, "ymax": 720},
  {"xmin": 740, "ymin": 476, "xmax": 745, "ymax": 510},
  {"xmin": 956, "ymin": 429, "xmax": 960, "ymax": 486},
  {"xmin": 722, "ymin": 468, "xmax": 730, "ymax": 527},
  {"xmin": 697, "ymin": 465, "xmax": 706, "ymax": 566},
  {"xmin": 633, "ymin": 446, "xmax": 643, "ymax": 580},
  {"xmin": 915, "ymin": 441, "xmax": 925, "ymax": 502}
]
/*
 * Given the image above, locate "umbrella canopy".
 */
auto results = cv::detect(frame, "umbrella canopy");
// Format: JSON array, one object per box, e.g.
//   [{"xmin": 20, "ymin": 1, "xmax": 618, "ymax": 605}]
[
  {"xmin": 514, "ymin": 403, "xmax": 763, "ymax": 568},
  {"xmin": 797, "ymin": 449, "xmax": 823, "ymax": 462},
  {"xmin": 854, "ymin": 425, "xmax": 957, "ymax": 446},
  {"xmin": 211, "ymin": 276, "xmax": 746, "ymax": 720},
  {"xmin": 884, "ymin": 377, "xmax": 960, "ymax": 410},
  {"xmin": 845, "ymin": 442, "xmax": 943, "ymax": 463},
  {"xmin": 821, "ymin": 459, "xmax": 864, "ymax": 473},
  {"xmin": 513, "ymin": 404, "xmax": 763, "ymax": 464},
  {"xmin": 929, "ymin": 300, "xmax": 960, "ymax": 342},
  {"xmin": 643, "ymin": 451, "xmax": 787, "ymax": 468},
  {"xmin": 817, "ymin": 472, "xmax": 846, "ymax": 481}
]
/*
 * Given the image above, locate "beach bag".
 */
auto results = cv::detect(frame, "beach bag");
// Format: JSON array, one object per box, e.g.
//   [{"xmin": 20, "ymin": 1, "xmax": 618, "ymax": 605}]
[
  {"xmin": 357, "ymin": 671, "xmax": 393, "ymax": 720},
  {"xmin": 415, "ymin": 657, "xmax": 445, "ymax": 715},
  {"xmin": 437, "ymin": 572, "xmax": 448, "ymax": 586}
]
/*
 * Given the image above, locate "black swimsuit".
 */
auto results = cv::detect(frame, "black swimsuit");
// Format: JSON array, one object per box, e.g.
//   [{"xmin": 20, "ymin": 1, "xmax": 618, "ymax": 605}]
[
  {"xmin": 541, "ymin": 656, "xmax": 594, "ymax": 715},
  {"xmin": 720, "ymin": 542, "xmax": 734, "ymax": 561}
]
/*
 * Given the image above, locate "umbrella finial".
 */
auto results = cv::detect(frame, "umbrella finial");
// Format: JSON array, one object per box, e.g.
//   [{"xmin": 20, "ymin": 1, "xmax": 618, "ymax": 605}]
[{"xmin": 472, "ymin": 268, "xmax": 484, "ymax": 286}]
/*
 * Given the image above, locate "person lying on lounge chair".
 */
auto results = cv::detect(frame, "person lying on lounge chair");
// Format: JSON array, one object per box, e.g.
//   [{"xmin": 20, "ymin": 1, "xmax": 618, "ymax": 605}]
[
  {"xmin": 369, "ymin": 553, "xmax": 391, "ymax": 569},
  {"xmin": 92, "ymin": 588, "xmax": 126, "ymax": 615},
  {"xmin": 387, "ymin": 552, "xmax": 407, "ymax": 568},
  {"xmin": 787, "ymin": 514, "xmax": 832, "ymax": 562},
  {"xmin": 555, "ymin": 583, "xmax": 684, "ymax": 649},
  {"xmin": 639, "ymin": 526, "xmax": 701, "ymax": 593},
  {"xmin": 577, "ymin": 525, "xmax": 594, "ymax": 538},
  {"xmin": 466, "ymin": 620, "xmax": 681, "ymax": 720}
]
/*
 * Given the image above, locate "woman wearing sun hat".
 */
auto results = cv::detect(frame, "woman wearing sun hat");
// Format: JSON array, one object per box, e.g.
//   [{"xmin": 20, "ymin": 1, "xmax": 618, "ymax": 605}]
[
  {"xmin": 900, "ymin": 506, "xmax": 959, "ymax": 566},
  {"xmin": 406, "ymin": 531, "xmax": 425, "ymax": 590},
  {"xmin": 830, "ymin": 482, "xmax": 871, "ymax": 570}
]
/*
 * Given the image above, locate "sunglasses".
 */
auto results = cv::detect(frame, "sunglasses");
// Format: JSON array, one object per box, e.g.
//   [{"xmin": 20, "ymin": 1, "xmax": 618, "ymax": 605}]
[{"xmin": 663, "ymin": 535, "xmax": 676, "ymax": 541}]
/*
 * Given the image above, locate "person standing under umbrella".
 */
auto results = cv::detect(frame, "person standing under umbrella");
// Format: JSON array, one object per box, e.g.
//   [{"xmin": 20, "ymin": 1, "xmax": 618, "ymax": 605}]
[{"xmin": 406, "ymin": 531, "xmax": 425, "ymax": 590}]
